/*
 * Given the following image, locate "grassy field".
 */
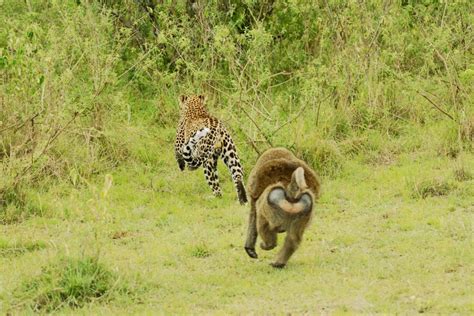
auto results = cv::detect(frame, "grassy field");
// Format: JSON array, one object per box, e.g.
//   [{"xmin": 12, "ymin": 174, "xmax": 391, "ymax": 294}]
[
  {"xmin": 1, "ymin": 124, "xmax": 473, "ymax": 314},
  {"xmin": 1, "ymin": 1, "xmax": 473, "ymax": 314}
]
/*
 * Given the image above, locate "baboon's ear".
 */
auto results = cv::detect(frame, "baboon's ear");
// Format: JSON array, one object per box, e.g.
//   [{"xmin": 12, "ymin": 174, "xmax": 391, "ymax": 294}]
[{"xmin": 179, "ymin": 95, "xmax": 187, "ymax": 104}]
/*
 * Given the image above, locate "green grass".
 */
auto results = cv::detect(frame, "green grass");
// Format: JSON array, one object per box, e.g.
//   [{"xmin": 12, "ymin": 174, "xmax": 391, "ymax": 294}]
[
  {"xmin": 13, "ymin": 256, "xmax": 137, "ymax": 312},
  {"xmin": 1, "ymin": 1, "xmax": 472, "ymax": 314},
  {"xmin": 1, "ymin": 127, "xmax": 472, "ymax": 314},
  {"xmin": 0, "ymin": 238, "xmax": 46, "ymax": 257}
]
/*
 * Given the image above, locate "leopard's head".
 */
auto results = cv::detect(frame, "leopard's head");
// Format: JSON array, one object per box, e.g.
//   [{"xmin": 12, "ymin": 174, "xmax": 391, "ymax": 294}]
[{"xmin": 179, "ymin": 94, "xmax": 208, "ymax": 119}]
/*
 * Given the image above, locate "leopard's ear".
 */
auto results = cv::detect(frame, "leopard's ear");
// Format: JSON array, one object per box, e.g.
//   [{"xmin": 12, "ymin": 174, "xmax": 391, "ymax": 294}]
[
  {"xmin": 198, "ymin": 94, "xmax": 205, "ymax": 102},
  {"xmin": 179, "ymin": 95, "xmax": 188, "ymax": 104}
]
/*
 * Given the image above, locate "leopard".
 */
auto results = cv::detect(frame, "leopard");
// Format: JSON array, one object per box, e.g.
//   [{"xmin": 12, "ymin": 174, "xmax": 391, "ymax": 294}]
[{"xmin": 174, "ymin": 94, "xmax": 248, "ymax": 205}]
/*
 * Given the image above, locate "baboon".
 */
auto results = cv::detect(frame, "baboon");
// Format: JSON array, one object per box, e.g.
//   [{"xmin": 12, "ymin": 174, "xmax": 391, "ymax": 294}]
[{"xmin": 244, "ymin": 148, "xmax": 320, "ymax": 268}]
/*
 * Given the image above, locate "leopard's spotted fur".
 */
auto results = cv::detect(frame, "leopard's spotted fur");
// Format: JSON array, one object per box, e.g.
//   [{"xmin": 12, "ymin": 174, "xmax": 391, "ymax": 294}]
[{"xmin": 174, "ymin": 95, "xmax": 247, "ymax": 204}]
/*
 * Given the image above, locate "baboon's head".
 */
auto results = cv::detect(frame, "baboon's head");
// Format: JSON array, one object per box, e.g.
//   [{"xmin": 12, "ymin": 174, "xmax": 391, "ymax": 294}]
[
  {"xmin": 267, "ymin": 167, "xmax": 313, "ymax": 215},
  {"xmin": 178, "ymin": 94, "xmax": 208, "ymax": 118}
]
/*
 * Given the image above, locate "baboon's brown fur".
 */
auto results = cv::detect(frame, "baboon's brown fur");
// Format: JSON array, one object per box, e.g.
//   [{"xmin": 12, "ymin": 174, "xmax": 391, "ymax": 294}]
[{"xmin": 244, "ymin": 147, "xmax": 320, "ymax": 268}]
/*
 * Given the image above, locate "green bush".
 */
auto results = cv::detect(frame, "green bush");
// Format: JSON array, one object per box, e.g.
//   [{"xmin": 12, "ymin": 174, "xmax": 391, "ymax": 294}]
[
  {"xmin": 0, "ymin": 239, "xmax": 46, "ymax": 257},
  {"xmin": 1, "ymin": 0, "xmax": 472, "ymax": 205},
  {"xmin": 411, "ymin": 179, "xmax": 454, "ymax": 199},
  {"xmin": 16, "ymin": 256, "xmax": 131, "ymax": 312}
]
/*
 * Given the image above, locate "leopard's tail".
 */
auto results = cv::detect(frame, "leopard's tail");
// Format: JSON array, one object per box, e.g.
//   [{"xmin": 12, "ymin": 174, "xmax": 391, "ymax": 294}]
[
  {"xmin": 236, "ymin": 180, "xmax": 248, "ymax": 205},
  {"xmin": 221, "ymin": 131, "xmax": 248, "ymax": 205}
]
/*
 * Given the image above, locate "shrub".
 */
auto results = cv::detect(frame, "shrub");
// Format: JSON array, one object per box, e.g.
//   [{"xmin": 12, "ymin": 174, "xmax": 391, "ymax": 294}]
[
  {"xmin": 0, "ymin": 239, "xmax": 46, "ymax": 257},
  {"xmin": 189, "ymin": 244, "xmax": 211, "ymax": 258},
  {"xmin": 411, "ymin": 179, "xmax": 454, "ymax": 199},
  {"xmin": 15, "ymin": 257, "xmax": 131, "ymax": 312},
  {"xmin": 295, "ymin": 139, "xmax": 345, "ymax": 178},
  {"xmin": 453, "ymin": 166, "xmax": 473, "ymax": 182},
  {"xmin": 0, "ymin": 187, "xmax": 44, "ymax": 224}
]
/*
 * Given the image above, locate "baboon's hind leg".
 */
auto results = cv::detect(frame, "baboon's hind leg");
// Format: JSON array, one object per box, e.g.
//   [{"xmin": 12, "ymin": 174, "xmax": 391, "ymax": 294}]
[{"xmin": 271, "ymin": 218, "xmax": 308, "ymax": 268}]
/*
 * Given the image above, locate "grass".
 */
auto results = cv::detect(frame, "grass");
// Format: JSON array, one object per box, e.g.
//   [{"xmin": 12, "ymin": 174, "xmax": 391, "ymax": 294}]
[
  {"xmin": 1, "ymin": 126, "xmax": 472, "ymax": 314},
  {"xmin": 410, "ymin": 178, "xmax": 454, "ymax": 199},
  {"xmin": 13, "ymin": 256, "xmax": 134, "ymax": 312},
  {"xmin": 0, "ymin": 238, "xmax": 46, "ymax": 257},
  {"xmin": 1, "ymin": 1, "xmax": 472, "ymax": 314}
]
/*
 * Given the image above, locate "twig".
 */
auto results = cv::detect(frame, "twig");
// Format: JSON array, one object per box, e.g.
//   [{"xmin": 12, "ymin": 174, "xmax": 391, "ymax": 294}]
[
  {"xmin": 418, "ymin": 91, "xmax": 457, "ymax": 123},
  {"xmin": 12, "ymin": 111, "xmax": 80, "ymax": 186},
  {"xmin": 116, "ymin": 47, "xmax": 156, "ymax": 80},
  {"xmin": 240, "ymin": 128, "xmax": 261, "ymax": 155},
  {"xmin": 235, "ymin": 101, "xmax": 273, "ymax": 147},
  {"xmin": 244, "ymin": 71, "xmax": 292, "ymax": 93},
  {"xmin": 207, "ymin": 82, "xmax": 273, "ymax": 146},
  {"xmin": 11, "ymin": 80, "xmax": 110, "ymax": 187},
  {"xmin": 228, "ymin": 112, "xmax": 262, "ymax": 156},
  {"xmin": 0, "ymin": 112, "xmax": 41, "ymax": 134},
  {"xmin": 316, "ymin": 93, "xmax": 332, "ymax": 126},
  {"xmin": 368, "ymin": 0, "xmax": 390, "ymax": 53},
  {"xmin": 271, "ymin": 104, "xmax": 307, "ymax": 135}
]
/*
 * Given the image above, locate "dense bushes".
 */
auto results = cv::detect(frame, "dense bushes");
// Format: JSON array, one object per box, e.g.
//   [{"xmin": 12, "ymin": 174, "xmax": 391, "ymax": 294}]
[{"xmin": 1, "ymin": 1, "xmax": 472, "ymax": 216}]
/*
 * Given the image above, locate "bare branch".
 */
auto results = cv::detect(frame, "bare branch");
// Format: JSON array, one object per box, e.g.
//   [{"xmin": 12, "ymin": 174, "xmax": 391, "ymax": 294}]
[
  {"xmin": 0, "ymin": 112, "xmax": 41, "ymax": 134},
  {"xmin": 271, "ymin": 104, "xmax": 307, "ymax": 136},
  {"xmin": 418, "ymin": 91, "xmax": 457, "ymax": 123}
]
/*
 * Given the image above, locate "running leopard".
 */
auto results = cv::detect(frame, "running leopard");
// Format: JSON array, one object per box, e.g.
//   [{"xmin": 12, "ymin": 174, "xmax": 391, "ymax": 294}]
[{"xmin": 175, "ymin": 94, "xmax": 247, "ymax": 205}]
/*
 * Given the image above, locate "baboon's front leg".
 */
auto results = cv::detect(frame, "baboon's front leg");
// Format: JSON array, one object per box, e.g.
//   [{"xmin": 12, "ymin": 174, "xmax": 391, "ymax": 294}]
[
  {"xmin": 271, "ymin": 218, "xmax": 308, "ymax": 268},
  {"xmin": 244, "ymin": 198, "xmax": 258, "ymax": 258}
]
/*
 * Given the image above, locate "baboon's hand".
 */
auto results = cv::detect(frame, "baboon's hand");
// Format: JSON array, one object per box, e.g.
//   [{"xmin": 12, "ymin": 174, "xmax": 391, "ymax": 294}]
[
  {"xmin": 270, "ymin": 262, "xmax": 286, "ymax": 269},
  {"xmin": 245, "ymin": 247, "xmax": 258, "ymax": 259}
]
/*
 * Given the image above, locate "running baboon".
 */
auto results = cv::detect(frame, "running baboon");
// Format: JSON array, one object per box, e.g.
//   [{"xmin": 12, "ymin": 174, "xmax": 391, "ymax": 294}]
[{"xmin": 244, "ymin": 148, "xmax": 320, "ymax": 268}]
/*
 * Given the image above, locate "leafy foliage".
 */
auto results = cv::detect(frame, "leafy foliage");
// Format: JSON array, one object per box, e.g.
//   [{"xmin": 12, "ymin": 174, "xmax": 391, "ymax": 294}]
[{"xmin": 0, "ymin": 1, "xmax": 472, "ymax": 313}]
